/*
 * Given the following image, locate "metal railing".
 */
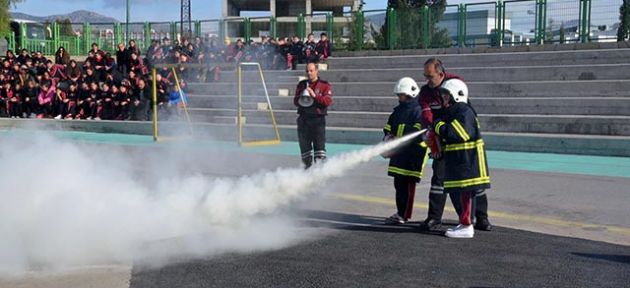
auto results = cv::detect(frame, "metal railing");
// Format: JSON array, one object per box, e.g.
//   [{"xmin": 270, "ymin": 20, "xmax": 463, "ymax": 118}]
[{"xmin": 6, "ymin": 0, "xmax": 623, "ymax": 56}]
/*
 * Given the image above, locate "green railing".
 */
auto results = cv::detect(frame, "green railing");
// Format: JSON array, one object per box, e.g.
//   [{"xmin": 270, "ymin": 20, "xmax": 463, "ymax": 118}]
[
  {"xmin": 1, "ymin": 31, "xmax": 16, "ymax": 51},
  {"xmin": 8, "ymin": 0, "xmax": 623, "ymax": 56}
]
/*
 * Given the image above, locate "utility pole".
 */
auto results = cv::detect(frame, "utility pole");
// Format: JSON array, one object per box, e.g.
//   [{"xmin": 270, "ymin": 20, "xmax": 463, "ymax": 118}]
[
  {"xmin": 181, "ymin": 0, "xmax": 192, "ymax": 39},
  {"xmin": 126, "ymin": 0, "xmax": 130, "ymax": 43}
]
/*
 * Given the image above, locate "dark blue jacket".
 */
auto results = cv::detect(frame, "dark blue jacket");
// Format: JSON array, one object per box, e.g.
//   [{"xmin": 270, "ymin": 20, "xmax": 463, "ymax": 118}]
[{"xmin": 384, "ymin": 99, "xmax": 429, "ymax": 181}]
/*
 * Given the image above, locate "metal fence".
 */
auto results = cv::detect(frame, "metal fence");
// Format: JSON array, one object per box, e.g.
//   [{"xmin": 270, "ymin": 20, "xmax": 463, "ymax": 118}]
[{"xmin": 3, "ymin": 0, "xmax": 624, "ymax": 56}]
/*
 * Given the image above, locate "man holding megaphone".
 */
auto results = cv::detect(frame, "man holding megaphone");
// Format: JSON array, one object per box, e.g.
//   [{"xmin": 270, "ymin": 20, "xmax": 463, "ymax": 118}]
[{"xmin": 294, "ymin": 63, "xmax": 334, "ymax": 169}]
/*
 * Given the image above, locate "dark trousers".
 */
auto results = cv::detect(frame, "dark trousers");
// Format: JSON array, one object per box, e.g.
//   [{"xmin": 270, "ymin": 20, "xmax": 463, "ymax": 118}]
[
  {"xmin": 428, "ymin": 157, "xmax": 490, "ymax": 222},
  {"xmin": 394, "ymin": 177, "xmax": 417, "ymax": 220},
  {"xmin": 297, "ymin": 115, "xmax": 326, "ymax": 169},
  {"xmin": 427, "ymin": 158, "xmax": 461, "ymax": 221}
]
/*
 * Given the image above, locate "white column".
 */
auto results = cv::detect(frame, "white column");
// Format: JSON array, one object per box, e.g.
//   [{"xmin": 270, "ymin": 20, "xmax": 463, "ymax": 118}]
[
  {"xmin": 223, "ymin": 0, "xmax": 229, "ymax": 17},
  {"xmin": 305, "ymin": 0, "xmax": 312, "ymax": 35},
  {"xmin": 352, "ymin": 0, "xmax": 361, "ymax": 11},
  {"xmin": 270, "ymin": 0, "xmax": 276, "ymax": 17}
]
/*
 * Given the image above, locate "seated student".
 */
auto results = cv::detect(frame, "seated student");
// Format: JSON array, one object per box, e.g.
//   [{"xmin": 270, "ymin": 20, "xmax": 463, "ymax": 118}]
[
  {"xmin": 52, "ymin": 84, "xmax": 67, "ymax": 119},
  {"xmin": 167, "ymin": 80, "xmax": 188, "ymax": 116},
  {"xmin": 16, "ymin": 49, "xmax": 31, "ymax": 66},
  {"xmin": 37, "ymin": 81, "xmax": 56, "ymax": 118},
  {"xmin": 288, "ymin": 35, "xmax": 304, "ymax": 70},
  {"xmin": 117, "ymin": 84, "xmax": 132, "ymax": 120},
  {"xmin": 129, "ymin": 52, "xmax": 148, "ymax": 76},
  {"xmin": 76, "ymin": 81, "xmax": 92, "ymax": 119},
  {"xmin": 66, "ymin": 60, "xmax": 83, "ymax": 83},
  {"xmin": 273, "ymin": 38, "xmax": 291, "ymax": 70},
  {"xmin": 0, "ymin": 82, "xmax": 13, "ymax": 117},
  {"xmin": 9, "ymin": 83, "xmax": 22, "ymax": 118},
  {"xmin": 95, "ymin": 82, "xmax": 114, "ymax": 120},
  {"xmin": 22, "ymin": 80, "xmax": 39, "ymax": 118},
  {"xmin": 314, "ymin": 33, "xmax": 331, "ymax": 63},
  {"xmin": 62, "ymin": 82, "xmax": 79, "ymax": 119},
  {"xmin": 303, "ymin": 33, "xmax": 318, "ymax": 63}
]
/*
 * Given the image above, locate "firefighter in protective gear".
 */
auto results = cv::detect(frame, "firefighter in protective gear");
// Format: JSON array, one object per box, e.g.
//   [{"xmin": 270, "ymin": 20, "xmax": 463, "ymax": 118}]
[
  {"xmin": 417, "ymin": 58, "xmax": 465, "ymax": 231},
  {"xmin": 382, "ymin": 77, "xmax": 430, "ymax": 225},
  {"xmin": 433, "ymin": 79, "xmax": 491, "ymax": 238},
  {"xmin": 294, "ymin": 63, "xmax": 333, "ymax": 169},
  {"xmin": 418, "ymin": 58, "xmax": 492, "ymax": 232}
]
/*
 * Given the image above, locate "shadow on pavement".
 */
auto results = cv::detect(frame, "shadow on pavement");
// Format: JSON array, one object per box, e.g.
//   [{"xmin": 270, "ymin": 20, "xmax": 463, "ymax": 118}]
[
  {"xmin": 299, "ymin": 209, "xmax": 457, "ymax": 237},
  {"xmin": 571, "ymin": 252, "xmax": 630, "ymax": 264}
]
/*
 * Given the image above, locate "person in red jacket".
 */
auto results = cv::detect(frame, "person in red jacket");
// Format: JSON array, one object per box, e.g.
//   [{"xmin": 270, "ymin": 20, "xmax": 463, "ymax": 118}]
[
  {"xmin": 294, "ymin": 62, "xmax": 333, "ymax": 169},
  {"xmin": 418, "ymin": 58, "xmax": 491, "ymax": 232}
]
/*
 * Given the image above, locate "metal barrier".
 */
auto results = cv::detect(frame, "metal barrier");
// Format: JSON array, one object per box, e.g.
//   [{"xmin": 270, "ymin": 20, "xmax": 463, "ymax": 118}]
[{"xmin": 7, "ymin": 0, "xmax": 625, "ymax": 56}]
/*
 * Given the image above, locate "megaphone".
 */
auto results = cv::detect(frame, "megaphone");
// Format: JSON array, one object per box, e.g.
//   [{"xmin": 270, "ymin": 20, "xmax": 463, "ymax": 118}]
[{"xmin": 298, "ymin": 88, "xmax": 314, "ymax": 107}]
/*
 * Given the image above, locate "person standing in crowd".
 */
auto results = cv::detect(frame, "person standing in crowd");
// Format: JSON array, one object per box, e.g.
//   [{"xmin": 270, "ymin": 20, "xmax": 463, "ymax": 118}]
[
  {"xmin": 382, "ymin": 77, "xmax": 430, "ymax": 225},
  {"xmin": 432, "ymin": 79, "xmax": 491, "ymax": 238},
  {"xmin": 294, "ymin": 63, "xmax": 333, "ymax": 169},
  {"xmin": 116, "ymin": 43, "xmax": 128, "ymax": 74},
  {"xmin": 418, "ymin": 58, "xmax": 492, "ymax": 232}
]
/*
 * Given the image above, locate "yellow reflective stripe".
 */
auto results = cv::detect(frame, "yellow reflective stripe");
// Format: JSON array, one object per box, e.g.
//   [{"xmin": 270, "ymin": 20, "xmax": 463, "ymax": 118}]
[
  {"xmin": 434, "ymin": 121, "xmax": 445, "ymax": 135},
  {"xmin": 388, "ymin": 166, "xmax": 423, "ymax": 178},
  {"xmin": 413, "ymin": 123, "xmax": 422, "ymax": 130},
  {"xmin": 451, "ymin": 119, "xmax": 470, "ymax": 141},
  {"xmin": 475, "ymin": 117, "xmax": 481, "ymax": 129},
  {"xmin": 478, "ymin": 141, "xmax": 487, "ymax": 178},
  {"xmin": 419, "ymin": 141, "xmax": 428, "ymax": 148},
  {"xmin": 396, "ymin": 124, "xmax": 405, "ymax": 137},
  {"xmin": 384, "ymin": 124, "xmax": 391, "ymax": 132},
  {"xmin": 444, "ymin": 176, "xmax": 491, "ymax": 188},
  {"xmin": 443, "ymin": 139, "xmax": 484, "ymax": 152}
]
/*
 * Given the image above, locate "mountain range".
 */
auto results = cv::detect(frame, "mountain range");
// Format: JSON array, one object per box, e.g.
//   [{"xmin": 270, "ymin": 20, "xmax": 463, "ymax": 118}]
[{"xmin": 10, "ymin": 10, "xmax": 119, "ymax": 23}]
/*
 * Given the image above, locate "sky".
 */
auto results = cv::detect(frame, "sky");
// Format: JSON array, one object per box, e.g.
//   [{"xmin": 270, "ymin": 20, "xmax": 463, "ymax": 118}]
[
  {"xmin": 9, "ymin": 0, "xmax": 492, "ymax": 22},
  {"xmin": 9, "ymin": 0, "xmax": 620, "ymax": 30}
]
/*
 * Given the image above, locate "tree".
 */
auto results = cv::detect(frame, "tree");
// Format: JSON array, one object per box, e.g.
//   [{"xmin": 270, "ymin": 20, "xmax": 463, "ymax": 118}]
[
  {"xmin": 57, "ymin": 18, "xmax": 75, "ymax": 37},
  {"xmin": 0, "ymin": 0, "xmax": 24, "ymax": 35},
  {"xmin": 376, "ymin": 0, "xmax": 451, "ymax": 49},
  {"xmin": 545, "ymin": 18, "xmax": 555, "ymax": 44},
  {"xmin": 618, "ymin": 0, "xmax": 630, "ymax": 41}
]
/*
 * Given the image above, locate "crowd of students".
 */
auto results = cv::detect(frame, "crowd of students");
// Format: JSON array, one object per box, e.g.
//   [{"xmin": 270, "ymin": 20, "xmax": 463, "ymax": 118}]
[{"xmin": 0, "ymin": 32, "xmax": 331, "ymax": 120}]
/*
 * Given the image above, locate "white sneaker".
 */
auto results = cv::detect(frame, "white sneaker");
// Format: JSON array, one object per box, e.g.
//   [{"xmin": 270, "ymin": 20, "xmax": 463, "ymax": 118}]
[
  {"xmin": 384, "ymin": 213, "xmax": 405, "ymax": 225},
  {"xmin": 94, "ymin": 117, "xmax": 101, "ymax": 121},
  {"xmin": 445, "ymin": 224, "xmax": 474, "ymax": 238},
  {"xmin": 54, "ymin": 114, "xmax": 62, "ymax": 119},
  {"xmin": 87, "ymin": 117, "xmax": 93, "ymax": 120}
]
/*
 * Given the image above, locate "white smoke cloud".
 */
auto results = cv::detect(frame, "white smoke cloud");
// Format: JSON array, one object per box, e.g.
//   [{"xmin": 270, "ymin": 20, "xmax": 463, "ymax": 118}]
[{"xmin": 0, "ymin": 129, "xmax": 421, "ymax": 276}]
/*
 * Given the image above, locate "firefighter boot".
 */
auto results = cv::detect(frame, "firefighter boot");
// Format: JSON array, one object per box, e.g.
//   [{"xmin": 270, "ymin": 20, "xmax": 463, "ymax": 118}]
[
  {"xmin": 418, "ymin": 193, "xmax": 447, "ymax": 231},
  {"xmin": 474, "ymin": 193, "xmax": 492, "ymax": 231}
]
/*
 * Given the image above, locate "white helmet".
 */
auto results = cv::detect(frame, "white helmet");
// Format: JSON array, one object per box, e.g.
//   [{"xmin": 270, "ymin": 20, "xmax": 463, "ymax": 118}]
[
  {"xmin": 440, "ymin": 79, "xmax": 468, "ymax": 103},
  {"xmin": 394, "ymin": 77, "xmax": 419, "ymax": 98}
]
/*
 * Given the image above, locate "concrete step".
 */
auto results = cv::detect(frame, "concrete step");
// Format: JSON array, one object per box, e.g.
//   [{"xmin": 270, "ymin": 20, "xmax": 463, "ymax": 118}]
[
  {"xmin": 328, "ymin": 49, "xmax": 630, "ymax": 69},
  {"xmin": 315, "ymin": 64, "xmax": 630, "ymax": 82},
  {"xmin": 187, "ymin": 95, "xmax": 630, "ymax": 116},
  {"xmin": 211, "ymin": 63, "xmax": 630, "ymax": 83},
  {"xmin": 187, "ymin": 80, "xmax": 630, "ymax": 98},
  {"xmin": 185, "ymin": 108, "xmax": 630, "ymax": 136}
]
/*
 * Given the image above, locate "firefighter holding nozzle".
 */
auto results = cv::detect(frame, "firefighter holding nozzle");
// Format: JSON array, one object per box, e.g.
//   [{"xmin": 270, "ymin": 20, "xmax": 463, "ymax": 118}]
[{"xmin": 382, "ymin": 77, "xmax": 430, "ymax": 225}]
